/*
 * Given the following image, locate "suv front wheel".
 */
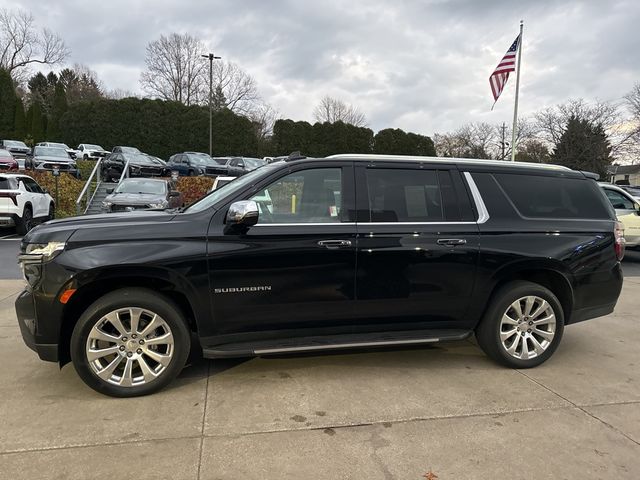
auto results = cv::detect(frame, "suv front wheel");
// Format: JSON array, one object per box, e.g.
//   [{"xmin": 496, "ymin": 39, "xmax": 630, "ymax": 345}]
[
  {"xmin": 476, "ymin": 281, "xmax": 565, "ymax": 368},
  {"xmin": 70, "ymin": 288, "xmax": 191, "ymax": 397}
]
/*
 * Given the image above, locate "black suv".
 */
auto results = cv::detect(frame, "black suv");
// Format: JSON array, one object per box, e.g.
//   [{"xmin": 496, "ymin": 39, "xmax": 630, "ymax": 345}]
[{"xmin": 15, "ymin": 155, "xmax": 624, "ymax": 397}]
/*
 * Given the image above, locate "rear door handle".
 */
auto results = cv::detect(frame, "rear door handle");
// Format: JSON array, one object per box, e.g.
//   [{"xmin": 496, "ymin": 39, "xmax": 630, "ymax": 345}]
[
  {"xmin": 437, "ymin": 238, "xmax": 467, "ymax": 246},
  {"xmin": 317, "ymin": 240, "xmax": 352, "ymax": 249}
]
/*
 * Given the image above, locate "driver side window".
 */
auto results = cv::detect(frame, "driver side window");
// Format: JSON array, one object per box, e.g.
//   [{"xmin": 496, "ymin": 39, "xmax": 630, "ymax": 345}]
[{"xmin": 249, "ymin": 168, "xmax": 342, "ymax": 224}]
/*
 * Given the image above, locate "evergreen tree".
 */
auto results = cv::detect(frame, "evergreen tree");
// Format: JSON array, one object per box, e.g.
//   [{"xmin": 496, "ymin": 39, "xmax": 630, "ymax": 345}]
[
  {"xmin": 0, "ymin": 69, "xmax": 17, "ymax": 138},
  {"xmin": 29, "ymin": 100, "xmax": 46, "ymax": 143},
  {"xmin": 14, "ymin": 97, "xmax": 26, "ymax": 140},
  {"xmin": 552, "ymin": 116, "xmax": 613, "ymax": 178},
  {"xmin": 47, "ymin": 82, "xmax": 68, "ymax": 140},
  {"xmin": 212, "ymin": 85, "xmax": 227, "ymax": 110}
]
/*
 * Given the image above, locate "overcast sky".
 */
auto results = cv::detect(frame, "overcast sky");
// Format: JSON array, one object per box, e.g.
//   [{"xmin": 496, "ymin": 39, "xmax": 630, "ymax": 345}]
[{"xmin": 3, "ymin": 0, "xmax": 639, "ymax": 135}]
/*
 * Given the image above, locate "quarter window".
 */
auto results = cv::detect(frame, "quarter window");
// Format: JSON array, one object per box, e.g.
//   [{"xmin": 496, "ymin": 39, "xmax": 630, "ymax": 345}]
[{"xmin": 250, "ymin": 168, "xmax": 342, "ymax": 223}]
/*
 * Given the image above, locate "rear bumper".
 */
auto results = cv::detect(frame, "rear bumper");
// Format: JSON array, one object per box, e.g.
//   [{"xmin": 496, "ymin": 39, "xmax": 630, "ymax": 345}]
[
  {"xmin": 0, "ymin": 214, "xmax": 18, "ymax": 227},
  {"xmin": 15, "ymin": 288, "xmax": 59, "ymax": 362},
  {"xmin": 568, "ymin": 262, "xmax": 623, "ymax": 324}
]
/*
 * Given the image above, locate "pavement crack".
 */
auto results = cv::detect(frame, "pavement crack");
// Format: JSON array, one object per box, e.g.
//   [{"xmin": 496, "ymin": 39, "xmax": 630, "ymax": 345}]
[
  {"xmin": 196, "ymin": 360, "xmax": 212, "ymax": 480},
  {"xmin": 516, "ymin": 369, "xmax": 640, "ymax": 447}
]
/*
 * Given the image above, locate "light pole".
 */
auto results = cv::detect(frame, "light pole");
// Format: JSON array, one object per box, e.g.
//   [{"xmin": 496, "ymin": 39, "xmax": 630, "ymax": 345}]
[{"xmin": 201, "ymin": 53, "xmax": 221, "ymax": 157}]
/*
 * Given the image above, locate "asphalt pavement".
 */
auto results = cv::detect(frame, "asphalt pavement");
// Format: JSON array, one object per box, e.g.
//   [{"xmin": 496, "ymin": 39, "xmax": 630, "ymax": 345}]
[{"xmin": 0, "ymin": 229, "xmax": 21, "ymax": 280}]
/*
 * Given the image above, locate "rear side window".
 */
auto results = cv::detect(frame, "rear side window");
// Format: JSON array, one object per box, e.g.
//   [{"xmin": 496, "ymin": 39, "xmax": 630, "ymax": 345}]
[
  {"xmin": 604, "ymin": 189, "xmax": 635, "ymax": 210},
  {"xmin": 365, "ymin": 168, "xmax": 446, "ymax": 222},
  {"xmin": 0, "ymin": 177, "xmax": 18, "ymax": 190},
  {"xmin": 495, "ymin": 173, "xmax": 611, "ymax": 219}
]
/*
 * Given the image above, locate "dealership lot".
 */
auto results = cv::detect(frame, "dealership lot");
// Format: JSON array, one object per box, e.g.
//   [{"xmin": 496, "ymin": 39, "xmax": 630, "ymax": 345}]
[{"xmin": 0, "ymin": 248, "xmax": 639, "ymax": 478}]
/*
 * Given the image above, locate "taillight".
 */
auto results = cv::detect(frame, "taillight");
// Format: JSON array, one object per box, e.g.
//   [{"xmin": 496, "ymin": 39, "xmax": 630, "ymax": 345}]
[
  {"xmin": 0, "ymin": 191, "xmax": 20, "ymax": 206},
  {"xmin": 615, "ymin": 220, "xmax": 625, "ymax": 261}
]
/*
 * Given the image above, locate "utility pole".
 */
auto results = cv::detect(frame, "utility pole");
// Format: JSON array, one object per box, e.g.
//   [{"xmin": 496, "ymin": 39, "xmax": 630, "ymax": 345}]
[
  {"xmin": 201, "ymin": 52, "xmax": 221, "ymax": 157},
  {"xmin": 500, "ymin": 122, "xmax": 507, "ymax": 160}
]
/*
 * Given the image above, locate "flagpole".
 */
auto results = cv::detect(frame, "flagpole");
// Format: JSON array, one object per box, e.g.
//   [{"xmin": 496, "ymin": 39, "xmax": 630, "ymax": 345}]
[{"xmin": 510, "ymin": 20, "xmax": 523, "ymax": 161}]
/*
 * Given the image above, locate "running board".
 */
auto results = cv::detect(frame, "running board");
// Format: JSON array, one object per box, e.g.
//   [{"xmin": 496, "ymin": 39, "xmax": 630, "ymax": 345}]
[{"xmin": 202, "ymin": 329, "xmax": 472, "ymax": 358}]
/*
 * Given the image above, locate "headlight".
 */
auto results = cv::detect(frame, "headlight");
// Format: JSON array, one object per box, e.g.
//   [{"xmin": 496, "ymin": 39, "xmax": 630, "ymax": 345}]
[
  {"xmin": 102, "ymin": 201, "xmax": 112, "ymax": 208},
  {"xmin": 18, "ymin": 242, "xmax": 66, "ymax": 286},
  {"xmin": 24, "ymin": 242, "xmax": 66, "ymax": 261},
  {"xmin": 148, "ymin": 201, "xmax": 168, "ymax": 209}
]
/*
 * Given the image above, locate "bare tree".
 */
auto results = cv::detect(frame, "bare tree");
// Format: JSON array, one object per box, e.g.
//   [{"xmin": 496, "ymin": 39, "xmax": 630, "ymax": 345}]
[
  {"xmin": 247, "ymin": 102, "xmax": 280, "ymax": 139},
  {"xmin": 533, "ymin": 98, "xmax": 628, "ymax": 156},
  {"xmin": 313, "ymin": 95, "xmax": 368, "ymax": 127},
  {"xmin": 0, "ymin": 9, "xmax": 69, "ymax": 84},
  {"xmin": 209, "ymin": 60, "xmax": 261, "ymax": 115},
  {"xmin": 140, "ymin": 33, "xmax": 207, "ymax": 106},
  {"xmin": 106, "ymin": 88, "xmax": 139, "ymax": 100},
  {"xmin": 622, "ymin": 83, "xmax": 640, "ymax": 158}
]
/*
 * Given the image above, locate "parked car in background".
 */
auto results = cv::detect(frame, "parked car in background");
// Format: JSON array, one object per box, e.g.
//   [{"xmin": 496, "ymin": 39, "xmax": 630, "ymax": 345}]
[
  {"xmin": 209, "ymin": 176, "xmax": 236, "ymax": 191},
  {"xmin": 167, "ymin": 152, "xmax": 215, "ymax": 176},
  {"xmin": 111, "ymin": 146, "xmax": 141, "ymax": 155},
  {"xmin": 0, "ymin": 149, "xmax": 18, "ymax": 172},
  {"xmin": 75, "ymin": 144, "xmax": 109, "ymax": 161},
  {"xmin": 101, "ymin": 178, "xmax": 183, "ymax": 213},
  {"xmin": 209, "ymin": 157, "xmax": 267, "ymax": 177},
  {"xmin": 0, "ymin": 140, "xmax": 31, "ymax": 169},
  {"xmin": 102, "ymin": 152, "xmax": 168, "ymax": 181},
  {"xmin": 30, "ymin": 146, "xmax": 80, "ymax": 178},
  {"xmin": 600, "ymin": 182, "xmax": 640, "ymax": 248},
  {"xmin": 0, "ymin": 173, "xmax": 54, "ymax": 234},
  {"xmin": 616, "ymin": 184, "xmax": 640, "ymax": 201},
  {"xmin": 37, "ymin": 142, "xmax": 77, "ymax": 159}
]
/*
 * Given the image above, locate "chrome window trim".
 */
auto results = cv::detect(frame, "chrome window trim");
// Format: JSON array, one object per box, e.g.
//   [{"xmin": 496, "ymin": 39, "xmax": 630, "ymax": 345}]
[
  {"xmin": 463, "ymin": 171, "xmax": 490, "ymax": 224},
  {"xmin": 254, "ymin": 222, "xmax": 355, "ymax": 227}
]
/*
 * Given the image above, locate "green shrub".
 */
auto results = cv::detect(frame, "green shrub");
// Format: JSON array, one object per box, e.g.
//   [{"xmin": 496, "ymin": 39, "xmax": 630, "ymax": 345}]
[
  {"xmin": 30, "ymin": 171, "xmax": 84, "ymax": 218},
  {"xmin": 76, "ymin": 160, "xmax": 97, "ymax": 180}
]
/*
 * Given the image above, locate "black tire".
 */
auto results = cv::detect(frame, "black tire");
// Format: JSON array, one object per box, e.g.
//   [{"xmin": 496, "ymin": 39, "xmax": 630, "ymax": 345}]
[
  {"xmin": 70, "ymin": 288, "xmax": 191, "ymax": 397},
  {"xmin": 83, "ymin": 154, "xmax": 88, "ymax": 160},
  {"xmin": 188, "ymin": 169, "xmax": 195, "ymax": 177},
  {"xmin": 47, "ymin": 203, "xmax": 55, "ymax": 221},
  {"xmin": 101, "ymin": 169, "xmax": 111, "ymax": 182},
  {"xmin": 475, "ymin": 281, "xmax": 564, "ymax": 369},
  {"xmin": 16, "ymin": 206, "xmax": 33, "ymax": 235}
]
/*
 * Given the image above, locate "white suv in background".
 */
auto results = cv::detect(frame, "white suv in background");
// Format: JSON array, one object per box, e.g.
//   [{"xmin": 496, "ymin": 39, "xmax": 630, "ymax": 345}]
[{"xmin": 0, "ymin": 174, "xmax": 54, "ymax": 235}]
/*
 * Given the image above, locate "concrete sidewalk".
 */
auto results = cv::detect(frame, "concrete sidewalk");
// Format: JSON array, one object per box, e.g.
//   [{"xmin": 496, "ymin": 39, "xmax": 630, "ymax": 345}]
[{"xmin": 0, "ymin": 277, "xmax": 638, "ymax": 479}]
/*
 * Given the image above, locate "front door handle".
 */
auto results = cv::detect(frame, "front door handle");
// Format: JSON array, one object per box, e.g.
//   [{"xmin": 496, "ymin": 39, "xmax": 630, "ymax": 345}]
[
  {"xmin": 317, "ymin": 240, "xmax": 352, "ymax": 249},
  {"xmin": 437, "ymin": 238, "xmax": 467, "ymax": 246}
]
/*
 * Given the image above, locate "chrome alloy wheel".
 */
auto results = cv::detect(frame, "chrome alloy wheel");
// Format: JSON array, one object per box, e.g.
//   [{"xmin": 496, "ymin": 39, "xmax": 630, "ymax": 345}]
[
  {"xmin": 499, "ymin": 296, "xmax": 556, "ymax": 360},
  {"xmin": 85, "ymin": 307, "xmax": 175, "ymax": 387}
]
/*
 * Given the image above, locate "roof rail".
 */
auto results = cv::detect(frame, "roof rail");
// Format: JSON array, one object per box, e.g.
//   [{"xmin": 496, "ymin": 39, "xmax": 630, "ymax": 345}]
[{"xmin": 325, "ymin": 154, "xmax": 571, "ymax": 171}]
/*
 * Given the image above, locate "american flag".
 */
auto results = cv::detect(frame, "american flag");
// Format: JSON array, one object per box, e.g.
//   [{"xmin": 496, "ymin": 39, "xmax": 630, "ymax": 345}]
[{"xmin": 489, "ymin": 34, "xmax": 520, "ymax": 106}]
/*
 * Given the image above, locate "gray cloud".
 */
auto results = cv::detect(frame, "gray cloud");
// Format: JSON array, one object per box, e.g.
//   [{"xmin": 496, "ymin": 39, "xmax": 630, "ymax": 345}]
[{"xmin": 3, "ymin": 0, "xmax": 639, "ymax": 135}]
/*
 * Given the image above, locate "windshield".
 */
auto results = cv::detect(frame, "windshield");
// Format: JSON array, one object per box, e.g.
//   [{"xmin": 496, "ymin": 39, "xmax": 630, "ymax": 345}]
[
  {"xmin": 185, "ymin": 163, "xmax": 280, "ymax": 213},
  {"xmin": 0, "ymin": 149, "xmax": 12, "ymax": 158},
  {"xmin": 186, "ymin": 154, "xmax": 210, "ymax": 165},
  {"xmin": 121, "ymin": 147, "xmax": 140, "ymax": 154},
  {"xmin": 0, "ymin": 177, "xmax": 18, "ymax": 190},
  {"xmin": 85, "ymin": 144, "xmax": 102, "ymax": 150},
  {"xmin": 5, "ymin": 141, "xmax": 27, "ymax": 148},
  {"xmin": 115, "ymin": 179, "xmax": 167, "ymax": 195},
  {"xmin": 34, "ymin": 147, "xmax": 70, "ymax": 158},
  {"xmin": 244, "ymin": 158, "xmax": 267, "ymax": 170},
  {"xmin": 48, "ymin": 143, "xmax": 69, "ymax": 149},
  {"xmin": 124, "ymin": 153, "xmax": 157, "ymax": 165}
]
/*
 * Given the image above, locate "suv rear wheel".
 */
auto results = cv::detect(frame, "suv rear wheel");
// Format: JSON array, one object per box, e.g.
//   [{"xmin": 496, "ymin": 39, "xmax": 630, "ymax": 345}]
[
  {"xmin": 476, "ymin": 281, "xmax": 564, "ymax": 368},
  {"xmin": 16, "ymin": 206, "xmax": 33, "ymax": 235},
  {"xmin": 70, "ymin": 288, "xmax": 191, "ymax": 397}
]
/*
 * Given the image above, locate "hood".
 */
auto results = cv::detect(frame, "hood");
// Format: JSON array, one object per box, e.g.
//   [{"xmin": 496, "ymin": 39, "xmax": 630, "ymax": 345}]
[
  {"xmin": 104, "ymin": 192, "xmax": 166, "ymax": 204},
  {"xmin": 33, "ymin": 155, "xmax": 74, "ymax": 164},
  {"xmin": 22, "ymin": 210, "xmax": 177, "ymax": 245}
]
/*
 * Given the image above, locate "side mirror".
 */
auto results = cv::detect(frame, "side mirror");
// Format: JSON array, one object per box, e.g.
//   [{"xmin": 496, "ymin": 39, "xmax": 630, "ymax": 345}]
[
  {"xmin": 226, "ymin": 200, "xmax": 258, "ymax": 229},
  {"xmin": 106, "ymin": 188, "xmax": 114, "ymax": 194}
]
